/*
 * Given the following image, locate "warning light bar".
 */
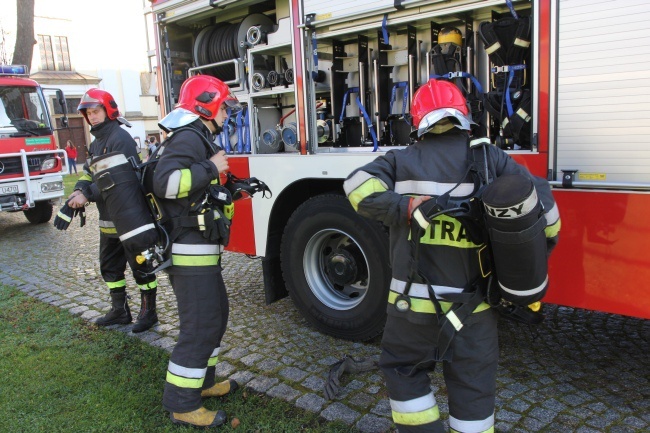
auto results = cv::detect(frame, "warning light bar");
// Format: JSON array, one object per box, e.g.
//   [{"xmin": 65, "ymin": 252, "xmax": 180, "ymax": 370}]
[{"xmin": 0, "ymin": 65, "xmax": 29, "ymax": 76}]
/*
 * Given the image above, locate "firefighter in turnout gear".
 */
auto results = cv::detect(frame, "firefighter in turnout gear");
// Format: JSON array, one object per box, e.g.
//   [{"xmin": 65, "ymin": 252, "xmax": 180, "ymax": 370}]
[
  {"xmin": 150, "ymin": 75, "xmax": 240, "ymax": 428},
  {"xmin": 343, "ymin": 79, "xmax": 560, "ymax": 433},
  {"xmin": 67, "ymin": 89, "xmax": 159, "ymax": 333}
]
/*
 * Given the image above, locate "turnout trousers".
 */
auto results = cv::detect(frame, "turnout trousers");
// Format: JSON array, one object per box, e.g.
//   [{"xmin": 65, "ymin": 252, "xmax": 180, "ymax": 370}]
[
  {"xmin": 162, "ymin": 271, "xmax": 229, "ymax": 413},
  {"xmin": 380, "ymin": 308, "xmax": 499, "ymax": 433},
  {"xmin": 99, "ymin": 234, "xmax": 157, "ymax": 291}
]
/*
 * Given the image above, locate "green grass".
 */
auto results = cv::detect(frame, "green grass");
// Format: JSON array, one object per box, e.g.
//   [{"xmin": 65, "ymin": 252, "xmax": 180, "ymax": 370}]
[
  {"xmin": 0, "ymin": 285, "xmax": 358, "ymax": 433},
  {"xmin": 63, "ymin": 172, "xmax": 82, "ymax": 197}
]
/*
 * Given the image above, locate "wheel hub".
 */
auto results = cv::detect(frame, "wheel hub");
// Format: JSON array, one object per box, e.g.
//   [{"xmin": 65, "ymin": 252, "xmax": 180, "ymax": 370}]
[{"xmin": 325, "ymin": 249, "xmax": 358, "ymax": 286}]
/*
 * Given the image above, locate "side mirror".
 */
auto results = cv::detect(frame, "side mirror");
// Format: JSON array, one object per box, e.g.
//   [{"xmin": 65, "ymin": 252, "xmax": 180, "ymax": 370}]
[{"xmin": 56, "ymin": 89, "xmax": 68, "ymax": 115}]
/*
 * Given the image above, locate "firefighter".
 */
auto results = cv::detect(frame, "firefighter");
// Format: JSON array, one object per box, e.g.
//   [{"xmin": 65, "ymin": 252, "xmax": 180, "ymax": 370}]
[
  {"xmin": 343, "ymin": 79, "xmax": 560, "ymax": 433},
  {"xmin": 150, "ymin": 74, "xmax": 240, "ymax": 428},
  {"xmin": 67, "ymin": 88, "xmax": 159, "ymax": 333}
]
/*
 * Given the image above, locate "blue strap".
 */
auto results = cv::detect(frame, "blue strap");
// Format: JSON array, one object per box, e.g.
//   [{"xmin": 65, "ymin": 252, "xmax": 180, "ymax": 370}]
[
  {"xmin": 311, "ymin": 32, "xmax": 320, "ymax": 81},
  {"xmin": 235, "ymin": 109, "xmax": 244, "ymax": 154},
  {"xmin": 505, "ymin": 0, "xmax": 519, "ymax": 19},
  {"xmin": 339, "ymin": 87, "xmax": 357, "ymax": 123},
  {"xmin": 382, "ymin": 14, "xmax": 390, "ymax": 45},
  {"xmin": 389, "ymin": 81, "xmax": 408, "ymax": 143},
  {"xmin": 490, "ymin": 64, "xmax": 527, "ymax": 117},
  {"xmin": 243, "ymin": 107, "xmax": 251, "ymax": 154},
  {"xmin": 355, "ymin": 95, "xmax": 379, "ymax": 151},
  {"xmin": 222, "ymin": 108, "xmax": 232, "ymax": 153},
  {"xmin": 430, "ymin": 72, "xmax": 484, "ymax": 94}
]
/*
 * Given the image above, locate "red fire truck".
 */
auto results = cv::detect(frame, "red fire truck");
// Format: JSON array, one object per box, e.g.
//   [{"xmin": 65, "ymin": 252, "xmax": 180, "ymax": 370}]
[
  {"xmin": 149, "ymin": 0, "xmax": 650, "ymax": 340},
  {"xmin": 0, "ymin": 65, "xmax": 68, "ymax": 224}
]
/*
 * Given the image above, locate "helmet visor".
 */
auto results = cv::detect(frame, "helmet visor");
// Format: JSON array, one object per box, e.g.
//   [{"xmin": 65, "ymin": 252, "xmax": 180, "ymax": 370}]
[
  {"xmin": 223, "ymin": 93, "xmax": 243, "ymax": 114},
  {"xmin": 416, "ymin": 107, "xmax": 475, "ymax": 137},
  {"xmin": 158, "ymin": 107, "xmax": 200, "ymax": 132}
]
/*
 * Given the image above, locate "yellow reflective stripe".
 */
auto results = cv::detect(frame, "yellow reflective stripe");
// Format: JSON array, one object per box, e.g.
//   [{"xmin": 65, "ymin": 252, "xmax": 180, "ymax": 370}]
[
  {"xmin": 100, "ymin": 227, "xmax": 118, "ymax": 234},
  {"xmin": 78, "ymin": 174, "xmax": 92, "ymax": 182},
  {"xmin": 172, "ymin": 254, "xmax": 220, "ymax": 267},
  {"xmin": 138, "ymin": 281, "xmax": 158, "ymax": 290},
  {"xmin": 451, "ymin": 428, "xmax": 494, "ymax": 433},
  {"xmin": 57, "ymin": 211, "xmax": 72, "ymax": 222},
  {"xmin": 106, "ymin": 280, "xmax": 126, "ymax": 289},
  {"xmin": 393, "ymin": 405, "xmax": 440, "ymax": 426},
  {"xmin": 417, "ymin": 214, "xmax": 480, "ymax": 248},
  {"xmin": 224, "ymin": 203, "xmax": 234, "ymax": 220},
  {"xmin": 178, "ymin": 168, "xmax": 192, "ymax": 198},
  {"xmin": 166, "ymin": 371, "xmax": 204, "ymax": 389},
  {"xmin": 207, "ymin": 355, "xmax": 219, "ymax": 367},
  {"xmin": 545, "ymin": 218, "xmax": 561, "ymax": 238},
  {"xmin": 387, "ymin": 291, "xmax": 490, "ymax": 314},
  {"xmin": 348, "ymin": 178, "xmax": 388, "ymax": 211}
]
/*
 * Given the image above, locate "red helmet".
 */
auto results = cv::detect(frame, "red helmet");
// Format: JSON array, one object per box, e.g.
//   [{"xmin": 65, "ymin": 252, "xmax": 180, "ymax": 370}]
[
  {"xmin": 176, "ymin": 75, "xmax": 241, "ymax": 120},
  {"xmin": 411, "ymin": 79, "xmax": 474, "ymax": 137},
  {"xmin": 78, "ymin": 88, "xmax": 120, "ymax": 124}
]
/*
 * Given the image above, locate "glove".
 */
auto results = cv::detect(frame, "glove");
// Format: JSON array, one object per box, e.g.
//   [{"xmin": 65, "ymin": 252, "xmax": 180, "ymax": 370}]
[
  {"xmin": 201, "ymin": 208, "xmax": 231, "ymax": 246},
  {"xmin": 323, "ymin": 355, "xmax": 378, "ymax": 400},
  {"xmin": 53, "ymin": 200, "xmax": 75, "ymax": 230},
  {"xmin": 224, "ymin": 172, "xmax": 272, "ymax": 200},
  {"xmin": 53, "ymin": 200, "xmax": 86, "ymax": 230}
]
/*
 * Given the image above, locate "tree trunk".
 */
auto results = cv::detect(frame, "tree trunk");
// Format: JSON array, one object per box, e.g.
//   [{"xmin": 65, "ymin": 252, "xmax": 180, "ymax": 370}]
[{"xmin": 12, "ymin": 0, "xmax": 36, "ymax": 71}]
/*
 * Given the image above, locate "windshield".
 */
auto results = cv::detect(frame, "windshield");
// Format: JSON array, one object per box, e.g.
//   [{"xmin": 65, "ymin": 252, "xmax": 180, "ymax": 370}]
[{"xmin": 0, "ymin": 85, "xmax": 52, "ymax": 133}]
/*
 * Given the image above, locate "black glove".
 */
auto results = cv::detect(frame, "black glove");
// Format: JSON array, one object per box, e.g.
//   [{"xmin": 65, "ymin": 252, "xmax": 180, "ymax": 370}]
[
  {"xmin": 201, "ymin": 208, "xmax": 231, "ymax": 246},
  {"xmin": 53, "ymin": 200, "xmax": 86, "ymax": 230},
  {"xmin": 53, "ymin": 200, "xmax": 76, "ymax": 230},
  {"xmin": 324, "ymin": 355, "xmax": 378, "ymax": 400},
  {"xmin": 224, "ymin": 172, "xmax": 272, "ymax": 200}
]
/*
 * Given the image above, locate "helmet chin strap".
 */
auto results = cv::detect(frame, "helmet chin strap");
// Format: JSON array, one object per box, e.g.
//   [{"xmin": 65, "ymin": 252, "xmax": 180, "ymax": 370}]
[{"xmin": 211, "ymin": 119, "xmax": 222, "ymax": 134}]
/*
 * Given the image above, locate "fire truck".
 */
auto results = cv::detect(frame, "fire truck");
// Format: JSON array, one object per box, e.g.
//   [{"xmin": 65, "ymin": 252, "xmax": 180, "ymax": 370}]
[
  {"xmin": 0, "ymin": 65, "xmax": 68, "ymax": 224},
  {"xmin": 149, "ymin": 0, "xmax": 650, "ymax": 340}
]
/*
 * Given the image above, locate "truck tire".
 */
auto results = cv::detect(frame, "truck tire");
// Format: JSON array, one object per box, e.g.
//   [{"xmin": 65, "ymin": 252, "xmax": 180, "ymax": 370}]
[
  {"xmin": 24, "ymin": 201, "xmax": 54, "ymax": 224},
  {"xmin": 281, "ymin": 194, "xmax": 390, "ymax": 341}
]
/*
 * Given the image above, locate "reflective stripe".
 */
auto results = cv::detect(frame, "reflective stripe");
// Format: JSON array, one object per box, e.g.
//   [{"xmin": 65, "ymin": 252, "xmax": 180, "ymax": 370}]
[
  {"xmin": 106, "ymin": 279, "xmax": 126, "ymax": 289},
  {"xmin": 516, "ymin": 107, "xmax": 531, "ymax": 122},
  {"xmin": 484, "ymin": 188, "xmax": 538, "ymax": 220},
  {"xmin": 545, "ymin": 218, "xmax": 561, "ymax": 238},
  {"xmin": 57, "ymin": 211, "xmax": 72, "ymax": 222},
  {"xmin": 391, "ymin": 393, "xmax": 436, "ymax": 414},
  {"xmin": 499, "ymin": 274, "xmax": 548, "ymax": 298},
  {"xmin": 207, "ymin": 347, "xmax": 220, "ymax": 367},
  {"xmin": 168, "ymin": 361, "xmax": 206, "ymax": 378},
  {"xmin": 391, "ymin": 393, "xmax": 440, "ymax": 426},
  {"xmin": 164, "ymin": 168, "xmax": 193, "ymax": 199},
  {"xmin": 449, "ymin": 413, "xmax": 495, "ymax": 433},
  {"xmin": 171, "ymin": 243, "xmax": 222, "ymax": 255},
  {"xmin": 138, "ymin": 281, "xmax": 158, "ymax": 290},
  {"xmin": 178, "ymin": 169, "xmax": 192, "ymax": 198},
  {"xmin": 446, "ymin": 310, "xmax": 463, "ymax": 331},
  {"xmin": 346, "ymin": 176, "xmax": 389, "ymax": 211},
  {"xmin": 394, "ymin": 180, "xmax": 475, "ymax": 197},
  {"xmin": 89, "ymin": 153, "xmax": 128, "ymax": 172},
  {"xmin": 391, "ymin": 278, "xmax": 464, "ymax": 299},
  {"xmin": 98, "ymin": 220, "xmax": 116, "ymax": 228},
  {"xmin": 412, "ymin": 207, "xmax": 429, "ymax": 230},
  {"xmin": 343, "ymin": 170, "xmax": 378, "ymax": 195},
  {"xmin": 485, "ymin": 41, "xmax": 500, "ymax": 55},
  {"xmin": 79, "ymin": 173, "xmax": 92, "ymax": 182},
  {"xmin": 119, "ymin": 223, "xmax": 155, "ymax": 242},
  {"xmin": 172, "ymin": 254, "xmax": 220, "ymax": 267},
  {"xmin": 165, "ymin": 170, "xmax": 182, "ymax": 198},
  {"xmin": 166, "ymin": 360, "xmax": 207, "ymax": 389},
  {"xmin": 514, "ymin": 37, "xmax": 530, "ymax": 48},
  {"xmin": 388, "ymin": 279, "xmax": 491, "ymax": 314},
  {"xmin": 416, "ymin": 214, "xmax": 481, "ymax": 248}
]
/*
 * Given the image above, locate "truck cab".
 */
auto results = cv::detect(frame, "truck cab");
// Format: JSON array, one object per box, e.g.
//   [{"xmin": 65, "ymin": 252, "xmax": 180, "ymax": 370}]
[{"xmin": 0, "ymin": 65, "xmax": 68, "ymax": 224}]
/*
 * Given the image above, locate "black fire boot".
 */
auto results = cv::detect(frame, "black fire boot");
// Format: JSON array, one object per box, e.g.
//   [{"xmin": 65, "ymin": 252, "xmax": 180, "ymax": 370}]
[
  {"xmin": 96, "ymin": 289, "xmax": 132, "ymax": 326},
  {"xmin": 132, "ymin": 289, "xmax": 158, "ymax": 333}
]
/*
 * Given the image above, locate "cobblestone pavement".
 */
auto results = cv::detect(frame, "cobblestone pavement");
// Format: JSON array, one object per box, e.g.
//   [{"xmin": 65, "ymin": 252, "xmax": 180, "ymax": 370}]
[{"xmin": 1, "ymin": 207, "xmax": 649, "ymax": 432}]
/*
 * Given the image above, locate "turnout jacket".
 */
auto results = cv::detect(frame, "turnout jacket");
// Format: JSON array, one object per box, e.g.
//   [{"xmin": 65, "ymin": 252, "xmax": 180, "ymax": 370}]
[
  {"xmin": 344, "ymin": 129, "xmax": 560, "ymax": 323},
  {"xmin": 151, "ymin": 121, "xmax": 224, "ymax": 276},
  {"xmin": 74, "ymin": 119, "xmax": 141, "ymax": 237}
]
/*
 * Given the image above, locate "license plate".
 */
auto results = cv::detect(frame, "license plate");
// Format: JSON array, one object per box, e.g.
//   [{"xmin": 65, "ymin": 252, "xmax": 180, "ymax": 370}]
[{"xmin": 0, "ymin": 185, "xmax": 18, "ymax": 194}]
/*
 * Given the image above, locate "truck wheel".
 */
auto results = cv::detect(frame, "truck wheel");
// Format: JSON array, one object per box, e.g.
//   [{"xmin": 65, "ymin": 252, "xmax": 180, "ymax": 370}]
[
  {"xmin": 24, "ymin": 201, "xmax": 54, "ymax": 224},
  {"xmin": 281, "ymin": 194, "xmax": 390, "ymax": 341}
]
